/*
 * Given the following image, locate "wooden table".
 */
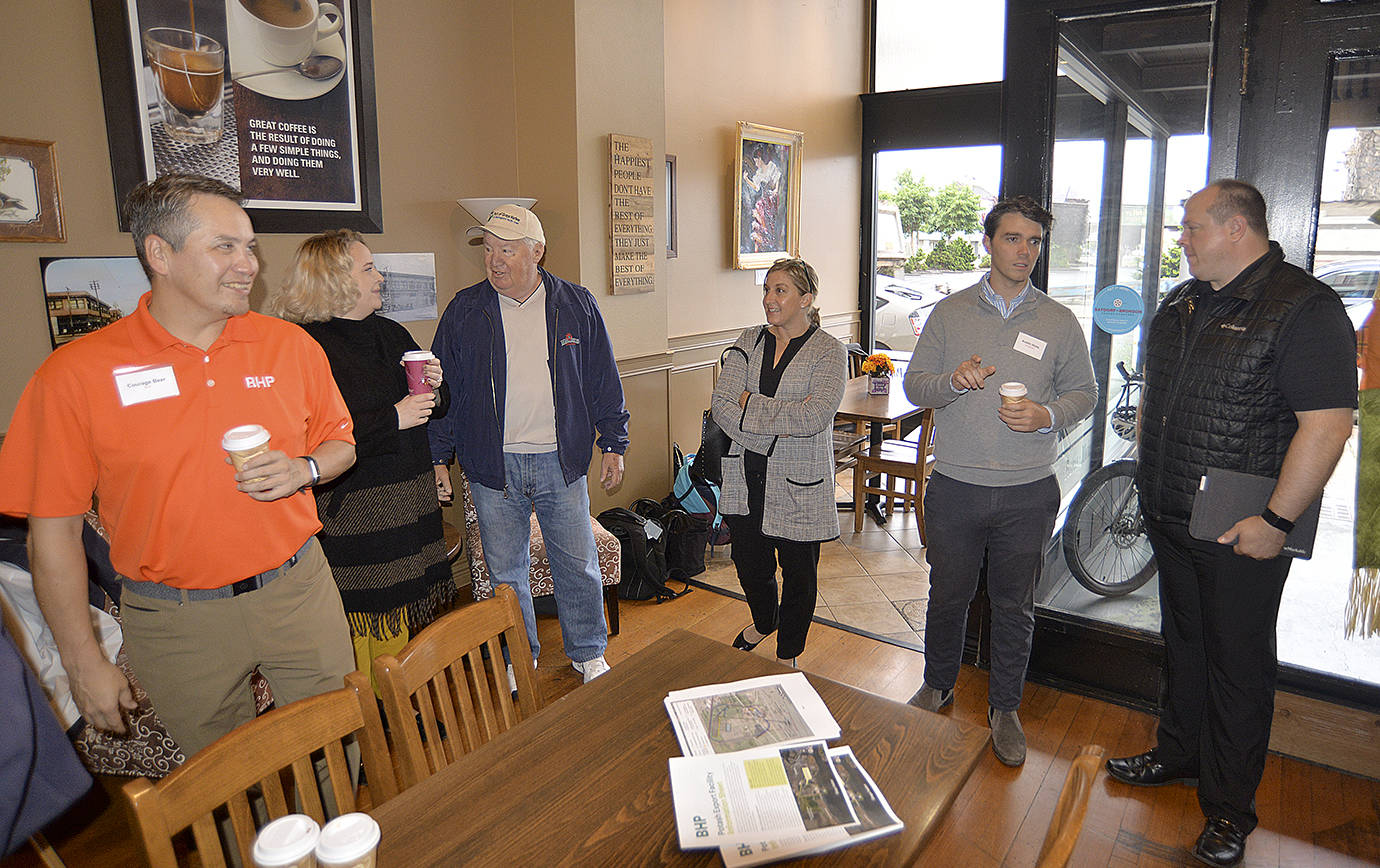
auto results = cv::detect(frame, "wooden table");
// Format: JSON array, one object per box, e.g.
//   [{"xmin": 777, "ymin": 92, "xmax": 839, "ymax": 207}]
[
  {"xmin": 835, "ymin": 375, "xmax": 925, "ymax": 525},
  {"xmin": 372, "ymin": 629, "xmax": 988, "ymax": 867}
]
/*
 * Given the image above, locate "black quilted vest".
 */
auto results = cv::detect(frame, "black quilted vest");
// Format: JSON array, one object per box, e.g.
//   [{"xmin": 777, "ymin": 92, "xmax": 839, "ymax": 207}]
[{"xmin": 1137, "ymin": 244, "xmax": 1326, "ymax": 523}]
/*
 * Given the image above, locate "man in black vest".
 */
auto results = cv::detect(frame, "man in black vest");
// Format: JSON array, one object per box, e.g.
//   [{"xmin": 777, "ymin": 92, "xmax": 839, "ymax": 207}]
[{"xmin": 1107, "ymin": 180, "xmax": 1356, "ymax": 867}]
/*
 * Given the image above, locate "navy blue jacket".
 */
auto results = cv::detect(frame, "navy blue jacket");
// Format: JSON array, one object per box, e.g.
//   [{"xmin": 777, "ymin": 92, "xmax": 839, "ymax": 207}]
[{"xmin": 428, "ymin": 269, "xmax": 630, "ymax": 491}]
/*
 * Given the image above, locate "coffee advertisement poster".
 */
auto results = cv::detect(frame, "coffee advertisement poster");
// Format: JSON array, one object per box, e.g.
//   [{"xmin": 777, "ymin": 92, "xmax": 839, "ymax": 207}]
[{"xmin": 93, "ymin": 0, "xmax": 381, "ymax": 231}]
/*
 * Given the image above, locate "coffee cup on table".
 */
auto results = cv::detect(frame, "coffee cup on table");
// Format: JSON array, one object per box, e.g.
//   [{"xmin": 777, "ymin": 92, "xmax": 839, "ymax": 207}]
[
  {"xmin": 233, "ymin": 0, "xmax": 344, "ymax": 68},
  {"xmin": 315, "ymin": 813, "xmax": 380, "ymax": 868},
  {"xmin": 223, "ymin": 424, "xmax": 271, "ymax": 482},
  {"xmin": 402, "ymin": 350, "xmax": 434, "ymax": 396},
  {"xmin": 999, "ymin": 382, "xmax": 1028, "ymax": 405},
  {"xmin": 252, "ymin": 814, "xmax": 319, "ymax": 868}
]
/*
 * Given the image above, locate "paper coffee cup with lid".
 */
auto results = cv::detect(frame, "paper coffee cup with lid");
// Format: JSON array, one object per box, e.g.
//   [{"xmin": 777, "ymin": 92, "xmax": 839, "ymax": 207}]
[
  {"xmin": 401, "ymin": 350, "xmax": 434, "ymax": 395},
  {"xmin": 999, "ymin": 382, "xmax": 1028, "ymax": 405},
  {"xmin": 251, "ymin": 813, "xmax": 320, "ymax": 868},
  {"xmin": 315, "ymin": 812, "xmax": 381, "ymax": 868},
  {"xmin": 223, "ymin": 424, "xmax": 272, "ymax": 470}
]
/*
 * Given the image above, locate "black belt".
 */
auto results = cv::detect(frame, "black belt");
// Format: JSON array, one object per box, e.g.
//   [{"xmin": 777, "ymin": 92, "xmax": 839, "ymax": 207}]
[{"xmin": 122, "ymin": 538, "xmax": 313, "ymax": 602}]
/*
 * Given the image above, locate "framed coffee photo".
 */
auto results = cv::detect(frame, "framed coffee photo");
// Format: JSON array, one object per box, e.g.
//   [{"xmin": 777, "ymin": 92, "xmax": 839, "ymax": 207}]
[
  {"xmin": 0, "ymin": 137, "xmax": 66, "ymax": 243},
  {"xmin": 732, "ymin": 121, "xmax": 802, "ymax": 270},
  {"xmin": 90, "ymin": 0, "xmax": 383, "ymax": 233}
]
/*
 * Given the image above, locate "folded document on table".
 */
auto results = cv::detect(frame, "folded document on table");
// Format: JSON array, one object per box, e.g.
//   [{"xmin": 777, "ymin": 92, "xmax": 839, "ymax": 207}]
[
  {"xmin": 719, "ymin": 745, "xmax": 903, "ymax": 866},
  {"xmin": 663, "ymin": 672, "xmax": 841, "ymax": 757}
]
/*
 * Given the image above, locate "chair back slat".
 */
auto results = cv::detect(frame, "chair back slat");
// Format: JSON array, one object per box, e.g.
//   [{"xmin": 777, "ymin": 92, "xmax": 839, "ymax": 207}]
[
  {"xmin": 374, "ymin": 585, "xmax": 545, "ymax": 791},
  {"xmin": 1036, "ymin": 744, "xmax": 1106, "ymax": 868},
  {"xmin": 259, "ymin": 772, "xmax": 290, "ymax": 818},
  {"xmin": 447, "ymin": 656, "xmax": 485, "ymax": 750},
  {"xmin": 289, "ymin": 755, "xmax": 326, "ymax": 823},
  {"xmin": 225, "ymin": 793, "xmax": 257, "ymax": 867},
  {"xmin": 121, "ymin": 672, "xmax": 395, "ymax": 867},
  {"xmin": 189, "ymin": 816, "xmax": 226, "ymax": 868}
]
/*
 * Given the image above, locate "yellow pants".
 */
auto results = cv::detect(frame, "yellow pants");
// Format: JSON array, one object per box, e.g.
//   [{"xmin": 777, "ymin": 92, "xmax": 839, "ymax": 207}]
[{"xmin": 351, "ymin": 614, "xmax": 409, "ymax": 694}]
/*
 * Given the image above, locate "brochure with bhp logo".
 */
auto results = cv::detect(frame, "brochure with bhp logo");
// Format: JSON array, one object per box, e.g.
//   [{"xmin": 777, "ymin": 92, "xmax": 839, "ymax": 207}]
[{"xmin": 1188, "ymin": 468, "xmax": 1322, "ymax": 559}]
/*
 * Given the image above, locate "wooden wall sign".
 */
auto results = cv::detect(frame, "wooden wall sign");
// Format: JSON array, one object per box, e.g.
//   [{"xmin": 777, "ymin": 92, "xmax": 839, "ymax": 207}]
[{"xmin": 609, "ymin": 133, "xmax": 655, "ymax": 295}]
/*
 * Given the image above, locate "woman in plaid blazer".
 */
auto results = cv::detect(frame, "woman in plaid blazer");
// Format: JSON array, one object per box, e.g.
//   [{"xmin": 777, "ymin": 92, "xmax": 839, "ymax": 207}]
[{"xmin": 710, "ymin": 258, "xmax": 846, "ymax": 665}]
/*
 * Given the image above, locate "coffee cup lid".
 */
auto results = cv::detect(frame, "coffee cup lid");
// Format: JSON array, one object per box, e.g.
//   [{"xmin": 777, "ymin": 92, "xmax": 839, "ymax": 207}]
[
  {"xmin": 316, "ymin": 813, "xmax": 380, "ymax": 861},
  {"xmin": 223, "ymin": 424, "xmax": 271, "ymax": 451},
  {"xmin": 252, "ymin": 814, "xmax": 319, "ymax": 866},
  {"xmin": 998, "ymin": 382, "xmax": 1026, "ymax": 395},
  {"xmin": 401, "ymin": 350, "xmax": 433, "ymax": 362}
]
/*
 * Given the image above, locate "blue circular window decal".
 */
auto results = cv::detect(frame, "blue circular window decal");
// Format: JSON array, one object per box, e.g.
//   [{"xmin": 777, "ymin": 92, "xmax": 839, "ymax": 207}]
[{"xmin": 1091, "ymin": 285, "xmax": 1144, "ymax": 335}]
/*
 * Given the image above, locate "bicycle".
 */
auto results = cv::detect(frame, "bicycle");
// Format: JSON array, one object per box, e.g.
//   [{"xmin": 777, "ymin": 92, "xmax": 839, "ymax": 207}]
[{"xmin": 1061, "ymin": 362, "xmax": 1157, "ymax": 597}]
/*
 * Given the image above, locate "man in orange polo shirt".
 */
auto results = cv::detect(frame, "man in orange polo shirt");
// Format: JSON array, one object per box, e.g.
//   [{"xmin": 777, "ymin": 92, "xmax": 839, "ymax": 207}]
[{"xmin": 0, "ymin": 174, "xmax": 358, "ymax": 757}]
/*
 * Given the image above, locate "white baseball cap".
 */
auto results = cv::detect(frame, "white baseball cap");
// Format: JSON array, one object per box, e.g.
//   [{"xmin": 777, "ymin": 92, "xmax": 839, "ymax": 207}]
[{"xmin": 465, "ymin": 203, "xmax": 545, "ymax": 245}]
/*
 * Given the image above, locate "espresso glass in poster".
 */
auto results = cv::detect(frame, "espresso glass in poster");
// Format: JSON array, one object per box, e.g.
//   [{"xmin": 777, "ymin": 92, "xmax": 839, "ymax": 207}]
[{"xmin": 91, "ymin": 0, "xmax": 382, "ymax": 233}]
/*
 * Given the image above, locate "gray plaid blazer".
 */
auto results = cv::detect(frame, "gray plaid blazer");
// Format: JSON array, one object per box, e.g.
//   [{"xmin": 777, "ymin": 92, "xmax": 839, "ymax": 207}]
[{"xmin": 711, "ymin": 325, "xmax": 846, "ymax": 542}]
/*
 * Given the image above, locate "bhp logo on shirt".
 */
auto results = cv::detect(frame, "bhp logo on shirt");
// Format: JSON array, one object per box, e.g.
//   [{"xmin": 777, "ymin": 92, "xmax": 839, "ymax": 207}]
[{"xmin": 244, "ymin": 375, "xmax": 277, "ymax": 388}]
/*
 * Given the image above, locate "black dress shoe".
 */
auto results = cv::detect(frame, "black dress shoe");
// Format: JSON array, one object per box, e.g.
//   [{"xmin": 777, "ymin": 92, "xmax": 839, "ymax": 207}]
[
  {"xmin": 1194, "ymin": 817, "xmax": 1246, "ymax": 867},
  {"xmin": 732, "ymin": 627, "xmax": 771, "ymax": 651},
  {"xmin": 1105, "ymin": 750, "xmax": 1199, "ymax": 787}
]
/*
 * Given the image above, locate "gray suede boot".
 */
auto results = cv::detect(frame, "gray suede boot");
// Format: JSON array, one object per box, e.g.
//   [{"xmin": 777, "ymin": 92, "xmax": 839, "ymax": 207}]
[{"xmin": 988, "ymin": 707, "xmax": 1026, "ymax": 766}]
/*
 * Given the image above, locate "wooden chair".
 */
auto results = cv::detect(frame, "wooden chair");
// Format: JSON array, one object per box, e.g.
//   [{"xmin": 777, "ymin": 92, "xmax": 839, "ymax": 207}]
[
  {"xmin": 373, "ymin": 584, "xmax": 545, "ymax": 791},
  {"xmin": 851, "ymin": 408, "xmax": 936, "ymax": 538},
  {"xmin": 121, "ymin": 671, "xmax": 396, "ymax": 868},
  {"xmin": 1035, "ymin": 743, "xmax": 1106, "ymax": 868}
]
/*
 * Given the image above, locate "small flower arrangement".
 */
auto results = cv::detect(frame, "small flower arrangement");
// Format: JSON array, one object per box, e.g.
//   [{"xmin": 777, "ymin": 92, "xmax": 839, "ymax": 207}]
[{"xmin": 861, "ymin": 353, "xmax": 895, "ymax": 378}]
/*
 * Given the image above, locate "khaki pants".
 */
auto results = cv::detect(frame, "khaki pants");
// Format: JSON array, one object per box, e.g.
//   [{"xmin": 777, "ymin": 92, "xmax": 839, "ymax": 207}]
[{"xmin": 121, "ymin": 537, "xmax": 355, "ymax": 757}]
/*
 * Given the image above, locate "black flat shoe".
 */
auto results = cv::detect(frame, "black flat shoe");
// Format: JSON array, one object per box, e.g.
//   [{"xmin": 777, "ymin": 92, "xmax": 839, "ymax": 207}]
[
  {"xmin": 1106, "ymin": 750, "xmax": 1199, "ymax": 787},
  {"xmin": 1193, "ymin": 817, "xmax": 1246, "ymax": 867},
  {"xmin": 732, "ymin": 627, "xmax": 771, "ymax": 651}
]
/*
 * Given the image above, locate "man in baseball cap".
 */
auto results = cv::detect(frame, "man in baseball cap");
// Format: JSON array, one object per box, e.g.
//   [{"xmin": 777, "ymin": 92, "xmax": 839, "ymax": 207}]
[{"xmin": 432, "ymin": 202, "xmax": 629, "ymax": 686}]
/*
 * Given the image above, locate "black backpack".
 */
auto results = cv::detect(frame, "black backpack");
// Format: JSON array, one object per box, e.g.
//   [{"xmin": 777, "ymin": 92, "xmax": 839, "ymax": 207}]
[{"xmin": 595, "ymin": 507, "xmax": 693, "ymax": 602}]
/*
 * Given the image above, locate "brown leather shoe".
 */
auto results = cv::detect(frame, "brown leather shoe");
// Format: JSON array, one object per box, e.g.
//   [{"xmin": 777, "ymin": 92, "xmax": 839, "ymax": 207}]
[
  {"xmin": 1193, "ymin": 817, "xmax": 1246, "ymax": 867},
  {"xmin": 1105, "ymin": 750, "xmax": 1198, "ymax": 787}
]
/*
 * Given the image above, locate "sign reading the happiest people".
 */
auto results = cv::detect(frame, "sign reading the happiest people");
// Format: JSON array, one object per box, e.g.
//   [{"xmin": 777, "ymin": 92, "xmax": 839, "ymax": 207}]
[{"xmin": 609, "ymin": 133, "xmax": 656, "ymax": 295}]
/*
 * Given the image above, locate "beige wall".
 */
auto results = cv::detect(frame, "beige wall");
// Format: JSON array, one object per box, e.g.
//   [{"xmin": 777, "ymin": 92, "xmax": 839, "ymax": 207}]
[
  {"xmin": 0, "ymin": 0, "xmax": 865, "ymax": 510},
  {"xmin": 0, "ymin": 0, "xmax": 520, "ymax": 424},
  {"xmin": 663, "ymin": 0, "xmax": 867, "ymax": 339}
]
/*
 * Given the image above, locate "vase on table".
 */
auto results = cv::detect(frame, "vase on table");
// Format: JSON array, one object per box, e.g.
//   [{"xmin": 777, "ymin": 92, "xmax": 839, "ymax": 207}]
[{"xmin": 868, "ymin": 375, "xmax": 891, "ymax": 396}]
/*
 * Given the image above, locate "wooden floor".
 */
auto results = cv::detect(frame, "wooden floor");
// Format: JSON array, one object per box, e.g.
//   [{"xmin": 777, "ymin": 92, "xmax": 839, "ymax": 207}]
[{"xmin": 7, "ymin": 582, "xmax": 1379, "ymax": 867}]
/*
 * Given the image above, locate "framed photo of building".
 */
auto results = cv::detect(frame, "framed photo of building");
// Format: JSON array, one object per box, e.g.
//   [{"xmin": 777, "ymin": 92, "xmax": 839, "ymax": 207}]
[
  {"xmin": 0, "ymin": 137, "xmax": 66, "ymax": 243},
  {"xmin": 733, "ymin": 122, "xmax": 802, "ymax": 270},
  {"xmin": 39, "ymin": 257, "xmax": 150, "ymax": 349},
  {"xmin": 90, "ymin": 0, "xmax": 383, "ymax": 233}
]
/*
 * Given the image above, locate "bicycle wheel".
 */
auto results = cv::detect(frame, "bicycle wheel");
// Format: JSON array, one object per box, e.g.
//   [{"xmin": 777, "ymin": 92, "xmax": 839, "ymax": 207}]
[{"xmin": 1061, "ymin": 459, "xmax": 1157, "ymax": 597}]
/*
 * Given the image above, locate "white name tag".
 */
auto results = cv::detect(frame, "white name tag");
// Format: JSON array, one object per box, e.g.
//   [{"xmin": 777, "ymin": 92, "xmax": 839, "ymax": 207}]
[
  {"xmin": 114, "ymin": 365, "xmax": 180, "ymax": 407},
  {"xmin": 1013, "ymin": 332, "xmax": 1047, "ymax": 360}
]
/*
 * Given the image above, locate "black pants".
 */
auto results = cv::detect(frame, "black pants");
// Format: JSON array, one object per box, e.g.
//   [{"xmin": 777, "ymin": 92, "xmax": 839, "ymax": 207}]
[
  {"xmin": 1145, "ymin": 517, "xmax": 1292, "ymax": 834},
  {"xmin": 724, "ymin": 470, "xmax": 821, "ymax": 659},
  {"xmin": 922, "ymin": 472, "xmax": 1059, "ymax": 711}
]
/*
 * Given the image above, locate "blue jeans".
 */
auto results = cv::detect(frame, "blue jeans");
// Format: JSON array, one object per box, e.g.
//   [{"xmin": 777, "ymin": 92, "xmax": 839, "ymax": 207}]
[{"xmin": 468, "ymin": 451, "xmax": 608, "ymax": 663}]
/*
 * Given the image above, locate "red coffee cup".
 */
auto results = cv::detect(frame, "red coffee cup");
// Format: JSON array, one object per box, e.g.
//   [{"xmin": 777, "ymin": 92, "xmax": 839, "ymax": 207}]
[{"xmin": 402, "ymin": 351, "xmax": 433, "ymax": 395}]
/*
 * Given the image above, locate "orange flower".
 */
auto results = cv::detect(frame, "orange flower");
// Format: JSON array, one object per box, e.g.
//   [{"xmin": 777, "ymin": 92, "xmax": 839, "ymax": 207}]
[{"xmin": 861, "ymin": 353, "xmax": 895, "ymax": 377}]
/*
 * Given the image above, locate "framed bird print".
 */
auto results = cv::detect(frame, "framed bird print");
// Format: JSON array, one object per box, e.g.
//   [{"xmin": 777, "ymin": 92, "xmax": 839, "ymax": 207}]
[{"xmin": 0, "ymin": 137, "xmax": 66, "ymax": 243}]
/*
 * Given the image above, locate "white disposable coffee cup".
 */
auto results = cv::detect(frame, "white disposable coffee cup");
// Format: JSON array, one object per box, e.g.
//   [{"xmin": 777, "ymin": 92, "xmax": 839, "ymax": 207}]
[
  {"xmin": 999, "ymin": 382, "xmax": 1028, "ymax": 405},
  {"xmin": 252, "ymin": 814, "xmax": 320, "ymax": 868},
  {"xmin": 315, "ymin": 813, "xmax": 380, "ymax": 868},
  {"xmin": 223, "ymin": 424, "xmax": 272, "ymax": 470}
]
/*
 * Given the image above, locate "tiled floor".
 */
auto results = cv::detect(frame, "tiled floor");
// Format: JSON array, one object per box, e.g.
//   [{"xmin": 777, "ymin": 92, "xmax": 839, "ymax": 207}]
[{"xmin": 695, "ymin": 472, "xmax": 932, "ymax": 652}]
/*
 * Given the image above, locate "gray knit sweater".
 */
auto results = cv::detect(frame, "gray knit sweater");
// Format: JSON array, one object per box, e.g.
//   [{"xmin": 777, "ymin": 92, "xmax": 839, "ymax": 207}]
[{"xmin": 903, "ymin": 280, "xmax": 1096, "ymax": 487}]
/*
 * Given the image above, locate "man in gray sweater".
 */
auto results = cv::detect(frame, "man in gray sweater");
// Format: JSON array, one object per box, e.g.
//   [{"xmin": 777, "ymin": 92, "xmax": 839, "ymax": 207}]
[{"xmin": 902, "ymin": 196, "xmax": 1095, "ymax": 766}]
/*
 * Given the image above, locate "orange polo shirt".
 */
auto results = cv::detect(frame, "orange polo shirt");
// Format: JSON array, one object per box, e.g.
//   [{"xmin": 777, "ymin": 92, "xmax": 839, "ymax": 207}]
[{"xmin": 0, "ymin": 294, "xmax": 354, "ymax": 589}]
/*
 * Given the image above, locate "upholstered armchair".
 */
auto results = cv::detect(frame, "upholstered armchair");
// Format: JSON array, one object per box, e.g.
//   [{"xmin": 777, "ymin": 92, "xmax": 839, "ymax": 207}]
[{"xmin": 453, "ymin": 467, "xmax": 621, "ymax": 635}]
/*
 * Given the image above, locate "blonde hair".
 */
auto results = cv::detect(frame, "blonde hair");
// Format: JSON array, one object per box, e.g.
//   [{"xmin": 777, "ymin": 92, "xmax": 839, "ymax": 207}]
[
  {"xmin": 766, "ymin": 257, "xmax": 822, "ymax": 327},
  {"xmin": 264, "ymin": 229, "xmax": 367, "ymax": 323}
]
